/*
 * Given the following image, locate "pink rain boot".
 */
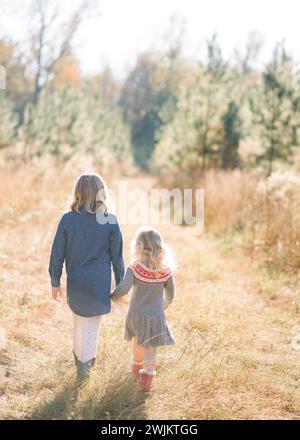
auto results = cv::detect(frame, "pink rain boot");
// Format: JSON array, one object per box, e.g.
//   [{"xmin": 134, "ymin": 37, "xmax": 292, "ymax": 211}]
[
  {"xmin": 132, "ymin": 364, "xmax": 142, "ymax": 376},
  {"xmin": 139, "ymin": 369, "xmax": 156, "ymax": 392},
  {"xmin": 131, "ymin": 360, "xmax": 143, "ymax": 377}
]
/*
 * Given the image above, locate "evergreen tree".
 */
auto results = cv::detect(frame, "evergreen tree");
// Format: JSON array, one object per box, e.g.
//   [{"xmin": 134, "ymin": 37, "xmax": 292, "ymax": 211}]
[
  {"xmin": 221, "ymin": 101, "xmax": 241, "ymax": 169},
  {"xmin": 18, "ymin": 85, "xmax": 132, "ymax": 164},
  {"xmin": 120, "ymin": 48, "xmax": 186, "ymax": 169},
  {"xmin": 249, "ymin": 42, "xmax": 295, "ymax": 175},
  {"xmin": 153, "ymin": 35, "xmax": 232, "ymax": 183},
  {"xmin": 0, "ymin": 93, "xmax": 17, "ymax": 148}
]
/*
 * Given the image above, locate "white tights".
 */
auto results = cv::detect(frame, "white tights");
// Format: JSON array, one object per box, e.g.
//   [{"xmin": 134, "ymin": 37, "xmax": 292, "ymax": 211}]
[
  {"xmin": 133, "ymin": 337, "xmax": 156, "ymax": 373},
  {"xmin": 73, "ymin": 312, "xmax": 102, "ymax": 363}
]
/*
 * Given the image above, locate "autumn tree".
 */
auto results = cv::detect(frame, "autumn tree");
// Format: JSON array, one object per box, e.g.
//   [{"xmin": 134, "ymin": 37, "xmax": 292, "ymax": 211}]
[
  {"xmin": 51, "ymin": 49, "xmax": 82, "ymax": 90},
  {"xmin": 28, "ymin": 0, "xmax": 95, "ymax": 104},
  {"xmin": 0, "ymin": 39, "xmax": 31, "ymax": 119}
]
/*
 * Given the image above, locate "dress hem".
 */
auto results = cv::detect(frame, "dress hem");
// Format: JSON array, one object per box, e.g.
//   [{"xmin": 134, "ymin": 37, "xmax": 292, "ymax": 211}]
[
  {"xmin": 68, "ymin": 301, "xmax": 111, "ymax": 318},
  {"xmin": 124, "ymin": 334, "xmax": 175, "ymax": 348}
]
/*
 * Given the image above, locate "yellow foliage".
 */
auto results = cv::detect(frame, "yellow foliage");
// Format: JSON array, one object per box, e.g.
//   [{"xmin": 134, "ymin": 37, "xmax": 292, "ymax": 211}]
[{"xmin": 51, "ymin": 54, "xmax": 82, "ymax": 89}]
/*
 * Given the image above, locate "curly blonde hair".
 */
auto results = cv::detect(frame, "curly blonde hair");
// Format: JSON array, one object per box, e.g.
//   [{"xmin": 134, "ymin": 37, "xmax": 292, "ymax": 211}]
[
  {"xmin": 70, "ymin": 173, "xmax": 108, "ymax": 214},
  {"xmin": 131, "ymin": 226, "xmax": 176, "ymax": 271}
]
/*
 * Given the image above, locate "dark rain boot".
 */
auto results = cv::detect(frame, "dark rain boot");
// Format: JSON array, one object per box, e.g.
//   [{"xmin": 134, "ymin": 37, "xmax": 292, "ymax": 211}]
[
  {"xmin": 73, "ymin": 351, "xmax": 95, "ymax": 385},
  {"xmin": 73, "ymin": 350, "xmax": 79, "ymax": 368}
]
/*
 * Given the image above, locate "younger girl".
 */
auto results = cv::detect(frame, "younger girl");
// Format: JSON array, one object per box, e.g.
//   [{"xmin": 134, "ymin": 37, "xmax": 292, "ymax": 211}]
[
  {"xmin": 49, "ymin": 173, "xmax": 124, "ymax": 383},
  {"xmin": 110, "ymin": 227, "xmax": 176, "ymax": 392}
]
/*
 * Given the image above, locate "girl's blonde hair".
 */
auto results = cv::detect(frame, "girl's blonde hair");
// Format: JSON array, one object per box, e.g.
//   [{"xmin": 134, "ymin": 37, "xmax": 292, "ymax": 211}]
[
  {"xmin": 70, "ymin": 173, "xmax": 108, "ymax": 214},
  {"xmin": 131, "ymin": 226, "xmax": 176, "ymax": 271}
]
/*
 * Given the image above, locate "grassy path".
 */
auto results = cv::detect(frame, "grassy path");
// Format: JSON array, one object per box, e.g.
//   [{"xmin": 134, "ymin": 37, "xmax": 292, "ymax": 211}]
[{"xmin": 1, "ymin": 177, "xmax": 300, "ymax": 419}]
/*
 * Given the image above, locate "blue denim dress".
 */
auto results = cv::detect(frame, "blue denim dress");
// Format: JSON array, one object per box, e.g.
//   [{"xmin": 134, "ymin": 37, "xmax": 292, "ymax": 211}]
[{"xmin": 49, "ymin": 210, "xmax": 125, "ymax": 317}]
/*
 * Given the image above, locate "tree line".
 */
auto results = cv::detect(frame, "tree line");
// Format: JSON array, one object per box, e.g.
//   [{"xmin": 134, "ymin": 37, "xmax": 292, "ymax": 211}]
[{"xmin": 0, "ymin": 1, "xmax": 300, "ymax": 178}]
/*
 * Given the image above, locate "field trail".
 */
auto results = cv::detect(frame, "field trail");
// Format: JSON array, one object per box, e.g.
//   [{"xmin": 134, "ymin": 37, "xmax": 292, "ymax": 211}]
[{"xmin": 1, "ymin": 175, "xmax": 300, "ymax": 420}]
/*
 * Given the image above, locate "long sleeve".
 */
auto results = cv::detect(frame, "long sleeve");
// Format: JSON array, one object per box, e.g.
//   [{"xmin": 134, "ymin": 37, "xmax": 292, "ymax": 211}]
[
  {"xmin": 49, "ymin": 215, "xmax": 67, "ymax": 287},
  {"xmin": 110, "ymin": 267, "xmax": 134, "ymax": 300},
  {"xmin": 164, "ymin": 276, "xmax": 175, "ymax": 308},
  {"xmin": 109, "ymin": 221, "xmax": 125, "ymax": 285}
]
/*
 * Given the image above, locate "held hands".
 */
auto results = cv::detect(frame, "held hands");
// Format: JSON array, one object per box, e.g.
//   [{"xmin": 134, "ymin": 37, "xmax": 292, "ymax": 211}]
[
  {"xmin": 110, "ymin": 293, "xmax": 121, "ymax": 303},
  {"xmin": 110, "ymin": 293, "xmax": 128, "ymax": 305},
  {"xmin": 52, "ymin": 286, "xmax": 63, "ymax": 302}
]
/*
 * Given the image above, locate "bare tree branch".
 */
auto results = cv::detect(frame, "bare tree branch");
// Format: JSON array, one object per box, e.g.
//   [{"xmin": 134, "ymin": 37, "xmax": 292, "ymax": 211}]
[{"xmin": 29, "ymin": 0, "xmax": 97, "ymax": 102}]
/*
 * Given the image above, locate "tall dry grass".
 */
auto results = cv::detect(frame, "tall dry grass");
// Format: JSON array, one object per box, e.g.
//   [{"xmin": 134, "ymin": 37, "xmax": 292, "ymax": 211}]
[
  {"xmin": 248, "ymin": 171, "xmax": 300, "ymax": 272},
  {"xmin": 204, "ymin": 170, "xmax": 300, "ymax": 272},
  {"xmin": 203, "ymin": 170, "xmax": 257, "ymax": 236},
  {"xmin": 159, "ymin": 169, "xmax": 300, "ymax": 273}
]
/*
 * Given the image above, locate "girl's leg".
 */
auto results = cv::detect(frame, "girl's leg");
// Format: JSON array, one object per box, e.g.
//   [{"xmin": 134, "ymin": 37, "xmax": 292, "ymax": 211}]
[
  {"xmin": 143, "ymin": 347, "xmax": 157, "ymax": 373},
  {"xmin": 139, "ymin": 346, "xmax": 157, "ymax": 392},
  {"xmin": 132, "ymin": 337, "xmax": 144, "ymax": 363},
  {"xmin": 73, "ymin": 312, "xmax": 102, "ymax": 363},
  {"xmin": 131, "ymin": 337, "xmax": 144, "ymax": 376}
]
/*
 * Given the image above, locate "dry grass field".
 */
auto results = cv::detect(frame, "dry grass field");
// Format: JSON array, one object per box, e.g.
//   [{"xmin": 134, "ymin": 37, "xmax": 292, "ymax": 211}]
[{"xmin": 1, "ymin": 163, "xmax": 300, "ymax": 420}]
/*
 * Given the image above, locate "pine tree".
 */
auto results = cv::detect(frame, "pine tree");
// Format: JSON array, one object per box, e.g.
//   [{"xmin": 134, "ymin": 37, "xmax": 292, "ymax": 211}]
[
  {"xmin": 249, "ymin": 42, "xmax": 295, "ymax": 175},
  {"xmin": 119, "ymin": 51, "xmax": 184, "ymax": 169},
  {"xmin": 153, "ymin": 35, "xmax": 232, "ymax": 183},
  {"xmin": 220, "ymin": 101, "xmax": 241, "ymax": 169},
  {"xmin": 0, "ymin": 93, "xmax": 17, "ymax": 148},
  {"xmin": 18, "ymin": 85, "xmax": 132, "ymax": 164}
]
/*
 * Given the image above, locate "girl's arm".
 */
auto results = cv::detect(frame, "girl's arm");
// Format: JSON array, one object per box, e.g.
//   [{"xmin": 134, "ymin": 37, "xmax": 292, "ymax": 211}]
[
  {"xmin": 164, "ymin": 276, "xmax": 175, "ymax": 308},
  {"xmin": 109, "ymin": 221, "xmax": 125, "ymax": 285},
  {"xmin": 49, "ymin": 215, "xmax": 67, "ymax": 290},
  {"xmin": 110, "ymin": 267, "xmax": 134, "ymax": 300}
]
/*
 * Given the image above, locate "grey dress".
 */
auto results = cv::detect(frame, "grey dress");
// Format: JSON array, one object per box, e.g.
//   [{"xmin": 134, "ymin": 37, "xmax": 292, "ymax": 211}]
[{"xmin": 110, "ymin": 261, "xmax": 175, "ymax": 347}]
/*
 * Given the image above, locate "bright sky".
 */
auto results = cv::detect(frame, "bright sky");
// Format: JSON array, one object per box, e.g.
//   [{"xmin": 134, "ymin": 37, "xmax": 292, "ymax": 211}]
[{"xmin": 1, "ymin": 0, "xmax": 300, "ymax": 77}]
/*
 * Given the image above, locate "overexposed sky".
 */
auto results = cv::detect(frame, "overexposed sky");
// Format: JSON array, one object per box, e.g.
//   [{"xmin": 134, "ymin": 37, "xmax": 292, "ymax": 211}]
[{"xmin": 1, "ymin": 0, "xmax": 300, "ymax": 77}]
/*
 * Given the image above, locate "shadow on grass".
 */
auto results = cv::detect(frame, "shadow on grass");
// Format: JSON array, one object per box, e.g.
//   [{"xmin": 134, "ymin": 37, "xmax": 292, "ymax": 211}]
[
  {"xmin": 31, "ymin": 373, "xmax": 148, "ymax": 420},
  {"xmin": 31, "ymin": 381, "xmax": 79, "ymax": 420},
  {"xmin": 81, "ymin": 374, "xmax": 148, "ymax": 420}
]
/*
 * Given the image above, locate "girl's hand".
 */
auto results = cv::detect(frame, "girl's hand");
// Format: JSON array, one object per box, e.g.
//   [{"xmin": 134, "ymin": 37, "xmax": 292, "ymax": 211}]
[
  {"xmin": 110, "ymin": 294, "xmax": 128, "ymax": 305},
  {"xmin": 52, "ymin": 286, "xmax": 63, "ymax": 302}
]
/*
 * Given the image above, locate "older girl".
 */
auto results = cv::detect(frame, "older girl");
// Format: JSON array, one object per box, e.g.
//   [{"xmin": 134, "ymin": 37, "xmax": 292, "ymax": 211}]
[
  {"xmin": 49, "ymin": 173, "xmax": 124, "ymax": 383},
  {"xmin": 110, "ymin": 227, "xmax": 176, "ymax": 392}
]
